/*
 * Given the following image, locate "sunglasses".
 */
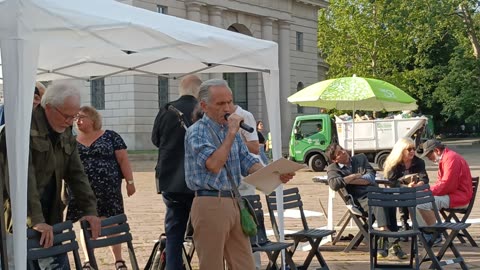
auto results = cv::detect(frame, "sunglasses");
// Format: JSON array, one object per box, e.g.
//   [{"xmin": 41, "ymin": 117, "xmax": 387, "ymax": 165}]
[{"xmin": 406, "ymin": 147, "xmax": 416, "ymax": 152}]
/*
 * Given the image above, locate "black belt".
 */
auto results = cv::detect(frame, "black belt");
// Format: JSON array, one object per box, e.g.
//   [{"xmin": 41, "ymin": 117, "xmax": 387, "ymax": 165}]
[{"xmin": 195, "ymin": 190, "xmax": 234, "ymax": 198}]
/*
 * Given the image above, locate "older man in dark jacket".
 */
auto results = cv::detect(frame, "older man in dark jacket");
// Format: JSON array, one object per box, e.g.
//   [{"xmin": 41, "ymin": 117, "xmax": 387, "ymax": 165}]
[{"xmin": 0, "ymin": 83, "xmax": 100, "ymax": 269}]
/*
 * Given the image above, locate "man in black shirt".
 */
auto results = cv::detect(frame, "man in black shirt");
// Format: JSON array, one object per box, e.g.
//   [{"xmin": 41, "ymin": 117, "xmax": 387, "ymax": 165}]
[{"xmin": 151, "ymin": 75, "xmax": 202, "ymax": 270}]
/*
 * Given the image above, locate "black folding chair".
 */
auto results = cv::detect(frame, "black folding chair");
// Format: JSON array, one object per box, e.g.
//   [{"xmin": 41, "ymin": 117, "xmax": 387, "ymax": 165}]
[
  {"xmin": 367, "ymin": 185, "xmax": 423, "ymax": 270},
  {"xmin": 80, "ymin": 214, "xmax": 139, "ymax": 270},
  {"xmin": 440, "ymin": 176, "xmax": 479, "ymax": 247},
  {"xmin": 27, "ymin": 220, "xmax": 82, "ymax": 270},
  {"xmin": 266, "ymin": 187, "xmax": 335, "ymax": 270},
  {"xmin": 332, "ymin": 188, "xmax": 370, "ymax": 252},
  {"xmin": 243, "ymin": 195, "xmax": 297, "ymax": 270},
  {"xmin": 417, "ymin": 186, "xmax": 470, "ymax": 270}
]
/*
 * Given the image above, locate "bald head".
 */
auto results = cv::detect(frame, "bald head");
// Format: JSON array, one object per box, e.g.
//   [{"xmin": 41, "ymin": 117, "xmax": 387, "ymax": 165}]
[{"xmin": 179, "ymin": 75, "xmax": 202, "ymax": 98}]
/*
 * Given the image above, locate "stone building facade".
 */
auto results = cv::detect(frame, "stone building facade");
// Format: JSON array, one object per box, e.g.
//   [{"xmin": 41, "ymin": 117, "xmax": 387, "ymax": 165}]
[{"xmin": 73, "ymin": 0, "xmax": 328, "ymax": 150}]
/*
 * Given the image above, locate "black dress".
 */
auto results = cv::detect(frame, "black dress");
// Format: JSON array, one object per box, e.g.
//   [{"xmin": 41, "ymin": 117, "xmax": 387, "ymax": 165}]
[{"xmin": 67, "ymin": 130, "xmax": 127, "ymax": 221}]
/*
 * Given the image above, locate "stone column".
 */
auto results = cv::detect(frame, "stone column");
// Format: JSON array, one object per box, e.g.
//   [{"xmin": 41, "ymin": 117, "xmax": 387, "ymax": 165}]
[
  {"xmin": 186, "ymin": 2, "xmax": 202, "ymax": 22},
  {"xmin": 279, "ymin": 20, "xmax": 292, "ymax": 148},
  {"xmin": 208, "ymin": 6, "xmax": 226, "ymax": 79},
  {"xmin": 259, "ymin": 17, "xmax": 275, "ymax": 127},
  {"xmin": 261, "ymin": 17, "xmax": 274, "ymax": 40}
]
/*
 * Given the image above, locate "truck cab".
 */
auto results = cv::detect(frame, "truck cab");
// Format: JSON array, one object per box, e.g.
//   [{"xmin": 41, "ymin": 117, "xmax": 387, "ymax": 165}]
[{"xmin": 289, "ymin": 114, "xmax": 333, "ymax": 172}]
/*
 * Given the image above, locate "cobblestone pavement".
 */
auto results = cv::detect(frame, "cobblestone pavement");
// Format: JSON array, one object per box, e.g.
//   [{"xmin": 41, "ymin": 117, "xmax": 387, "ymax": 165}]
[{"xmin": 77, "ymin": 157, "xmax": 480, "ymax": 270}]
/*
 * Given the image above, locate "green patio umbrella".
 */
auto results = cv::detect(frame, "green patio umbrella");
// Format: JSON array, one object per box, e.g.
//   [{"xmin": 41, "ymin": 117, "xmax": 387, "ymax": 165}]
[
  {"xmin": 287, "ymin": 76, "xmax": 418, "ymax": 155},
  {"xmin": 287, "ymin": 76, "xmax": 417, "ymax": 111}
]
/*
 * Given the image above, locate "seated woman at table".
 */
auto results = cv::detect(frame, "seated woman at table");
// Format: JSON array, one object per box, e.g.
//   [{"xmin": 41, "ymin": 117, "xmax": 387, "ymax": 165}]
[
  {"xmin": 383, "ymin": 137, "xmax": 429, "ymax": 232},
  {"xmin": 326, "ymin": 143, "xmax": 407, "ymax": 260}
]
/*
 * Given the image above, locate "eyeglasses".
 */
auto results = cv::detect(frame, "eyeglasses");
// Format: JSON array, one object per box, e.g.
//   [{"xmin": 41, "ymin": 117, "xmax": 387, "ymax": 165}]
[
  {"xmin": 406, "ymin": 147, "xmax": 416, "ymax": 152},
  {"xmin": 75, "ymin": 114, "xmax": 88, "ymax": 120},
  {"xmin": 52, "ymin": 106, "xmax": 76, "ymax": 122}
]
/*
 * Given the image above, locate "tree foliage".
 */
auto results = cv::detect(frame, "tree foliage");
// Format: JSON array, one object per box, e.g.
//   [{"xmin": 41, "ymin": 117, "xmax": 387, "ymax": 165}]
[{"xmin": 318, "ymin": 0, "xmax": 480, "ymax": 134}]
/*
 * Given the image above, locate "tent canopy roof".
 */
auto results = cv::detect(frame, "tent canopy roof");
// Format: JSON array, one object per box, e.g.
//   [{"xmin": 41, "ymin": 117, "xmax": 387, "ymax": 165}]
[{"xmin": 0, "ymin": 0, "xmax": 278, "ymax": 82}]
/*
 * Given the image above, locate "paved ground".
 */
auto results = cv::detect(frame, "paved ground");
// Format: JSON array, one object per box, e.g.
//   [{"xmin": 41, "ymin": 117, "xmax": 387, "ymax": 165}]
[{"xmin": 81, "ymin": 140, "xmax": 480, "ymax": 269}]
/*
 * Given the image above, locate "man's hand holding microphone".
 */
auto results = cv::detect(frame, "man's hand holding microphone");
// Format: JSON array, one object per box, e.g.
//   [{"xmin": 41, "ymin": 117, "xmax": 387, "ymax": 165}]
[{"xmin": 224, "ymin": 113, "xmax": 254, "ymax": 133}]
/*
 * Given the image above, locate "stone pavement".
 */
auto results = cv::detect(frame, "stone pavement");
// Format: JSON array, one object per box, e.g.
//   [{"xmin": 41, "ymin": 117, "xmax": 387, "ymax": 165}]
[{"xmin": 80, "ymin": 159, "xmax": 480, "ymax": 269}]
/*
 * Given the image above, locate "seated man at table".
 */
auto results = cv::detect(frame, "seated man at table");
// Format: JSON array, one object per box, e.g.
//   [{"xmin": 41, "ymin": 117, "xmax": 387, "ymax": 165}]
[
  {"xmin": 418, "ymin": 139, "xmax": 473, "ymax": 245},
  {"xmin": 326, "ymin": 143, "xmax": 406, "ymax": 260}
]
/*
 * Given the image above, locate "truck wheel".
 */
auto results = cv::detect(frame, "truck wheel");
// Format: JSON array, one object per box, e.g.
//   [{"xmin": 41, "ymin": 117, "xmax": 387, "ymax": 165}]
[
  {"xmin": 377, "ymin": 153, "xmax": 388, "ymax": 171},
  {"xmin": 308, "ymin": 154, "xmax": 326, "ymax": 172}
]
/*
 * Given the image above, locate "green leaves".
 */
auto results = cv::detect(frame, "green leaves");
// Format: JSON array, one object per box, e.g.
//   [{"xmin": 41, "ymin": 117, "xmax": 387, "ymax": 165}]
[{"xmin": 318, "ymin": 0, "xmax": 480, "ymax": 133}]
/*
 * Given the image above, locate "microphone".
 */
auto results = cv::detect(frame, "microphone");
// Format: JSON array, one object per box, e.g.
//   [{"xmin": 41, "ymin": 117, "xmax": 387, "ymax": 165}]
[{"xmin": 224, "ymin": 113, "xmax": 254, "ymax": 133}]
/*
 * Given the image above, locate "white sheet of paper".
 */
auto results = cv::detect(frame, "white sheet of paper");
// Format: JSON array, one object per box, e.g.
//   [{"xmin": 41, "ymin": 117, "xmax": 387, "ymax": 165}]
[{"xmin": 243, "ymin": 157, "xmax": 306, "ymax": 194}]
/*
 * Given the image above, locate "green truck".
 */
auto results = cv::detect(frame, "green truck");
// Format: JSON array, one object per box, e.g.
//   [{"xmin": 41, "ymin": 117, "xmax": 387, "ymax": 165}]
[{"xmin": 289, "ymin": 114, "xmax": 428, "ymax": 171}]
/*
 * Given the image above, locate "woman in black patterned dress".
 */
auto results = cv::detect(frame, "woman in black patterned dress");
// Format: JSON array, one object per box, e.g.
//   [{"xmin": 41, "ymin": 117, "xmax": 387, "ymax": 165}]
[{"xmin": 67, "ymin": 106, "xmax": 135, "ymax": 270}]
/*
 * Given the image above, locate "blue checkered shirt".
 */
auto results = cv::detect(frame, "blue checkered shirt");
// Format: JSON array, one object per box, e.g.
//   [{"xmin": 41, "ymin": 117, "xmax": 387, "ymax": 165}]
[{"xmin": 184, "ymin": 115, "xmax": 259, "ymax": 191}]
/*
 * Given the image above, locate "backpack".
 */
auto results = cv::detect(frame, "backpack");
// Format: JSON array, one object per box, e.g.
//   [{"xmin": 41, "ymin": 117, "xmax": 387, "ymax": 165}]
[{"xmin": 144, "ymin": 233, "xmax": 167, "ymax": 270}]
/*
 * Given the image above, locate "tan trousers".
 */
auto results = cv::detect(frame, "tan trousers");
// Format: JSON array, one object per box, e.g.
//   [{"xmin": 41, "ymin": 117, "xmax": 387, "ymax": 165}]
[{"xmin": 191, "ymin": 196, "xmax": 255, "ymax": 270}]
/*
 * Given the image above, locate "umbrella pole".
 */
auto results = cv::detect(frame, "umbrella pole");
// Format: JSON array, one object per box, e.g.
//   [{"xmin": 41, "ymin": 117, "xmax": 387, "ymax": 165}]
[{"xmin": 352, "ymin": 103, "xmax": 355, "ymax": 156}]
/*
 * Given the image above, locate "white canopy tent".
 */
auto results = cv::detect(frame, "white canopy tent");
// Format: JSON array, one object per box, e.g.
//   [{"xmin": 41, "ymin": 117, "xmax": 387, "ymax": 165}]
[{"xmin": 0, "ymin": 0, "xmax": 285, "ymax": 268}]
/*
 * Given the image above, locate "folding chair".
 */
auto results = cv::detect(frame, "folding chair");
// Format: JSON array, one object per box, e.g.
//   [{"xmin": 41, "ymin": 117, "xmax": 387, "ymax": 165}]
[
  {"xmin": 265, "ymin": 187, "xmax": 335, "ymax": 270},
  {"xmin": 27, "ymin": 220, "xmax": 82, "ymax": 269},
  {"xmin": 243, "ymin": 194, "xmax": 297, "ymax": 270},
  {"xmin": 416, "ymin": 185, "xmax": 470, "ymax": 270},
  {"xmin": 80, "ymin": 214, "xmax": 139, "ymax": 270},
  {"xmin": 440, "ymin": 176, "xmax": 479, "ymax": 247},
  {"xmin": 332, "ymin": 188, "xmax": 370, "ymax": 252},
  {"xmin": 367, "ymin": 185, "xmax": 423, "ymax": 270}
]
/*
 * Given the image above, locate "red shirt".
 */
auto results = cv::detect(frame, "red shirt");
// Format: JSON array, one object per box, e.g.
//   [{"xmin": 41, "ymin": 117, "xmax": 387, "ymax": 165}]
[{"xmin": 431, "ymin": 148, "xmax": 472, "ymax": 208}]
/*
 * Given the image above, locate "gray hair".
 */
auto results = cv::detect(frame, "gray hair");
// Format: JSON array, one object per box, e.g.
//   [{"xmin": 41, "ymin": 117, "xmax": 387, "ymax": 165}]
[
  {"xmin": 198, "ymin": 79, "xmax": 231, "ymax": 103},
  {"xmin": 179, "ymin": 75, "xmax": 202, "ymax": 98},
  {"xmin": 41, "ymin": 83, "xmax": 81, "ymax": 108}
]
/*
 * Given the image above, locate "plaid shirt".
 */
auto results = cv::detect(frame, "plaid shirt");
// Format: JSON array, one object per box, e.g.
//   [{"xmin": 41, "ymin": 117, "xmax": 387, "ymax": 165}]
[{"xmin": 184, "ymin": 115, "xmax": 259, "ymax": 191}]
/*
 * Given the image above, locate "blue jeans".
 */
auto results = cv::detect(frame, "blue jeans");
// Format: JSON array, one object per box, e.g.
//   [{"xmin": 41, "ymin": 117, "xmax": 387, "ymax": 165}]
[
  {"xmin": 29, "ymin": 253, "xmax": 70, "ymax": 270},
  {"xmin": 162, "ymin": 192, "xmax": 194, "ymax": 270}
]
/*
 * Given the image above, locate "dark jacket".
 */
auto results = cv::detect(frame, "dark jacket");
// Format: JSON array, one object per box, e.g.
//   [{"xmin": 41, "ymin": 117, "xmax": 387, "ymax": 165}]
[
  {"xmin": 326, "ymin": 153, "xmax": 376, "ymax": 200},
  {"xmin": 151, "ymin": 95, "xmax": 197, "ymax": 194},
  {"xmin": 385, "ymin": 156, "xmax": 429, "ymax": 187},
  {"xmin": 0, "ymin": 106, "xmax": 97, "ymax": 231}
]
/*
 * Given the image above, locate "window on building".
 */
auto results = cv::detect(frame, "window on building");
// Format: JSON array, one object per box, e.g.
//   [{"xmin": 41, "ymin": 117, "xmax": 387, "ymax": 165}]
[
  {"xmin": 224, "ymin": 73, "xmax": 248, "ymax": 109},
  {"xmin": 158, "ymin": 76, "xmax": 169, "ymax": 108},
  {"xmin": 90, "ymin": 78, "xmax": 105, "ymax": 110},
  {"xmin": 157, "ymin": 5, "xmax": 168, "ymax": 14},
  {"xmin": 297, "ymin": 82, "xmax": 304, "ymax": 114},
  {"xmin": 296, "ymin": 32, "xmax": 304, "ymax": 51}
]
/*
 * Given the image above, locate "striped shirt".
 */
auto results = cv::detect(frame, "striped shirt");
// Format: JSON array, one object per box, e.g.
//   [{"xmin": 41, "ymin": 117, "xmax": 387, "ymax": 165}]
[{"xmin": 184, "ymin": 114, "xmax": 259, "ymax": 191}]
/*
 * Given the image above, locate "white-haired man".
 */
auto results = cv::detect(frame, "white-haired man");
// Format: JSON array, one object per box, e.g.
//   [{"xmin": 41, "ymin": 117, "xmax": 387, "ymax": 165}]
[{"xmin": 0, "ymin": 83, "xmax": 100, "ymax": 269}]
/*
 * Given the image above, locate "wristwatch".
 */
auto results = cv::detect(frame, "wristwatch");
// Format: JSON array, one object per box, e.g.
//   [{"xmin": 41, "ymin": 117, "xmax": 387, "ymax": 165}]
[{"xmin": 127, "ymin": 180, "xmax": 135, "ymax": 185}]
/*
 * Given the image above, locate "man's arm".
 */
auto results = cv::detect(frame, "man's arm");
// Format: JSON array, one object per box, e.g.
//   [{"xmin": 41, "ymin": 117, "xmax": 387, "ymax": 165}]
[
  {"xmin": 151, "ymin": 109, "xmax": 174, "ymax": 147},
  {"xmin": 64, "ymin": 145, "xmax": 98, "ymax": 217},
  {"xmin": 240, "ymin": 112, "xmax": 260, "ymax": 155},
  {"xmin": 430, "ymin": 155, "xmax": 462, "ymax": 195},
  {"xmin": 244, "ymin": 140, "xmax": 260, "ymax": 155},
  {"xmin": 327, "ymin": 164, "xmax": 346, "ymax": 191}
]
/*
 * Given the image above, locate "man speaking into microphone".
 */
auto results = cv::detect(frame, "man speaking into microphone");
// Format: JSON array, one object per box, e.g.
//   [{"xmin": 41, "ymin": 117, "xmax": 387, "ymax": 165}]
[{"xmin": 184, "ymin": 79, "xmax": 295, "ymax": 270}]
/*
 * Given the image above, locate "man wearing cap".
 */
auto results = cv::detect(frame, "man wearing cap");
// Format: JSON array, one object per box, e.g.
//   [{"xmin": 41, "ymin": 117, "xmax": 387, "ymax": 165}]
[{"xmin": 418, "ymin": 139, "xmax": 473, "ymax": 227}]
